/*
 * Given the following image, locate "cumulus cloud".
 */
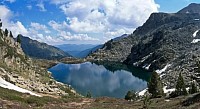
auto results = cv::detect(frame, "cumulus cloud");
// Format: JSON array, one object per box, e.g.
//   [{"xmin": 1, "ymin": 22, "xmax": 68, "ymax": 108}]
[
  {"xmin": 30, "ymin": 22, "xmax": 50, "ymax": 33},
  {"xmin": 36, "ymin": 2, "xmax": 46, "ymax": 12},
  {"xmin": 0, "ymin": 0, "xmax": 159, "ymax": 45},
  {"xmin": 0, "ymin": 5, "xmax": 28, "ymax": 37},
  {"xmin": 51, "ymin": 0, "xmax": 159, "ymax": 42},
  {"xmin": 50, "ymin": 0, "xmax": 70, "ymax": 5},
  {"xmin": 3, "ymin": 0, "xmax": 16, "ymax": 3}
]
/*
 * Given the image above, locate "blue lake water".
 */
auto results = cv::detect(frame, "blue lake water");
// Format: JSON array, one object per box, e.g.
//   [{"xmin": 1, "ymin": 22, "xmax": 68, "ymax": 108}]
[{"xmin": 48, "ymin": 62, "xmax": 151, "ymax": 98}]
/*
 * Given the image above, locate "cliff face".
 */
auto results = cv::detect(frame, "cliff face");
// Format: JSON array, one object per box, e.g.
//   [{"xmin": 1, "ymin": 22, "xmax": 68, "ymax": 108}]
[{"xmin": 0, "ymin": 29, "xmax": 77, "ymax": 96}]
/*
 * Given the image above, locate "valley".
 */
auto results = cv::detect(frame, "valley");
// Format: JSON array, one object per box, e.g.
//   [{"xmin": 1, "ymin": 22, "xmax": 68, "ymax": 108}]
[{"xmin": 0, "ymin": 1, "xmax": 200, "ymax": 109}]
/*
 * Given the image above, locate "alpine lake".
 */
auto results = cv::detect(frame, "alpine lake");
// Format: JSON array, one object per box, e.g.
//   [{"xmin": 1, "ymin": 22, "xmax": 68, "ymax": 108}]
[{"xmin": 48, "ymin": 61, "xmax": 151, "ymax": 98}]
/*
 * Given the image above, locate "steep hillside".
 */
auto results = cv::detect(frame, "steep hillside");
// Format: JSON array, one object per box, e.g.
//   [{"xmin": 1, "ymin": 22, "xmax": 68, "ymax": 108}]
[
  {"xmin": 19, "ymin": 35, "xmax": 71, "ymax": 60},
  {"xmin": 0, "ymin": 28, "xmax": 77, "ymax": 97},
  {"xmin": 125, "ymin": 4, "xmax": 200, "ymax": 87},
  {"xmin": 87, "ymin": 34, "xmax": 137, "ymax": 62}
]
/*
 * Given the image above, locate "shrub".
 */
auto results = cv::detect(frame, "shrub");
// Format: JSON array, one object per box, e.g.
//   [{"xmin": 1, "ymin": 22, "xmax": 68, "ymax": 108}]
[{"xmin": 124, "ymin": 90, "xmax": 137, "ymax": 101}]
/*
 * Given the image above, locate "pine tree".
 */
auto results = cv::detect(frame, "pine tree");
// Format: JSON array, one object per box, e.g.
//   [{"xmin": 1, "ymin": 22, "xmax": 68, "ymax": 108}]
[
  {"xmin": 17, "ymin": 35, "xmax": 21, "ymax": 43},
  {"xmin": 189, "ymin": 81, "xmax": 198, "ymax": 94},
  {"xmin": 9, "ymin": 31, "xmax": 13, "ymax": 37},
  {"xmin": 4, "ymin": 28, "xmax": 8, "ymax": 36},
  {"xmin": 125, "ymin": 90, "xmax": 137, "ymax": 101},
  {"xmin": 147, "ymin": 71, "xmax": 164, "ymax": 98},
  {"xmin": 175, "ymin": 73, "xmax": 187, "ymax": 96},
  {"xmin": 0, "ymin": 19, "xmax": 2, "ymax": 28},
  {"xmin": 86, "ymin": 91, "xmax": 92, "ymax": 98}
]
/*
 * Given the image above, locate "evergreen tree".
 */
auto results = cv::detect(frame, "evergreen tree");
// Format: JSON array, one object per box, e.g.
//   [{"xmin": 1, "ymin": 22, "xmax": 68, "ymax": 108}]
[
  {"xmin": 125, "ymin": 90, "xmax": 137, "ymax": 101},
  {"xmin": 147, "ymin": 71, "xmax": 164, "ymax": 98},
  {"xmin": 86, "ymin": 91, "xmax": 92, "ymax": 98},
  {"xmin": 189, "ymin": 81, "xmax": 198, "ymax": 94},
  {"xmin": 0, "ymin": 19, "xmax": 2, "ymax": 28},
  {"xmin": 175, "ymin": 73, "xmax": 188, "ymax": 96},
  {"xmin": 17, "ymin": 35, "xmax": 21, "ymax": 43},
  {"xmin": 9, "ymin": 31, "xmax": 13, "ymax": 37},
  {"xmin": 4, "ymin": 28, "xmax": 8, "ymax": 36}
]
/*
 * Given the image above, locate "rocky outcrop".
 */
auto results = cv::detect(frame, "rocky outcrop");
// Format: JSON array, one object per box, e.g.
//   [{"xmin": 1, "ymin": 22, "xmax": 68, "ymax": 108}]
[
  {"xmin": 87, "ymin": 34, "xmax": 137, "ymax": 62},
  {"xmin": 0, "ymin": 28, "xmax": 77, "ymax": 96}
]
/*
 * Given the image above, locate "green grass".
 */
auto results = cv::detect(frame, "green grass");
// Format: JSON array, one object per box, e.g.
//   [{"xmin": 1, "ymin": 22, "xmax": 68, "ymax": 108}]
[{"xmin": 0, "ymin": 87, "xmax": 60, "ymax": 107}]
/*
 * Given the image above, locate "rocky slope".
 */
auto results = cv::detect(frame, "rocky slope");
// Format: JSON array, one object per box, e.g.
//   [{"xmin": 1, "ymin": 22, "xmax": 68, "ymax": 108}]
[
  {"xmin": 87, "ymin": 34, "xmax": 137, "ymax": 62},
  {"xmin": 0, "ymin": 28, "xmax": 77, "ymax": 97},
  {"xmin": 124, "ymin": 8, "xmax": 200, "ymax": 87},
  {"xmin": 18, "ymin": 35, "xmax": 71, "ymax": 60},
  {"xmin": 88, "ymin": 3, "xmax": 200, "ymax": 88}
]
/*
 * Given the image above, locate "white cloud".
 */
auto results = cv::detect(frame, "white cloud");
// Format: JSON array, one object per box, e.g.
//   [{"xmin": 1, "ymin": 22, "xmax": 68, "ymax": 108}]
[
  {"xmin": 27, "ymin": 5, "xmax": 32, "ymax": 10},
  {"xmin": 3, "ymin": 0, "xmax": 16, "ymax": 3},
  {"xmin": 51, "ymin": 0, "xmax": 159, "ymax": 41},
  {"xmin": 1, "ymin": 0, "xmax": 160, "ymax": 45},
  {"xmin": 9, "ymin": 21, "xmax": 28, "ymax": 36},
  {"xmin": 27, "ymin": 21, "xmax": 99, "ymax": 45},
  {"xmin": 36, "ymin": 2, "xmax": 46, "ymax": 12},
  {"xmin": 0, "ymin": 5, "xmax": 12, "ymax": 22},
  {"xmin": 50, "ymin": 0, "xmax": 70, "ymax": 5},
  {"xmin": 30, "ymin": 22, "xmax": 50, "ymax": 33},
  {"xmin": 67, "ymin": 17, "xmax": 105, "ymax": 33},
  {"xmin": 48, "ymin": 20, "xmax": 67, "ymax": 32},
  {"xmin": 0, "ymin": 5, "xmax": 28, "ymax": 37}
]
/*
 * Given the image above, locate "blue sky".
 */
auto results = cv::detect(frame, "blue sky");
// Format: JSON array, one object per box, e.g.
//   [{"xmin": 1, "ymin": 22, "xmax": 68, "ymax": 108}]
[{"xmin": 0, "ymin": 0, "xmax": 200, "ymax": 45}]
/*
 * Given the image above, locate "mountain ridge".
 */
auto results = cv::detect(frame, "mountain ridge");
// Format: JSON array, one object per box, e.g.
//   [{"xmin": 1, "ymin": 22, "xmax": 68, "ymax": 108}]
[{"xmin": 19, "ymin": 35, "xmax": 71, "ymax": 60}]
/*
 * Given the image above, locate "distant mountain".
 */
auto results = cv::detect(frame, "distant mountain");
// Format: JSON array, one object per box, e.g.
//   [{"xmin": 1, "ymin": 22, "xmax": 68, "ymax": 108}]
[
  {"xmin": 19, "ymin": 35, "xmax": 71, "ymax": 60},
  {"xmin": 56, "ymin": 44, "xmax": 101, "ymax": 58},
  {"xmin": 78, "ymin": 45, "xmax": 103, "ymax": 58},
  {"xmin": 88, "ymin": 3, "xmax": 200, "ymax": 87}
]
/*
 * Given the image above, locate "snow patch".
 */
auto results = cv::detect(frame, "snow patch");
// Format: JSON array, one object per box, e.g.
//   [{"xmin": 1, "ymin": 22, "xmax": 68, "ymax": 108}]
[
  {"xmin": 193, "ymin": 30, "xmax": 199, "ymax": 37},
  {"xmin": 155, "ymin": 64, "xmax": 171, "ymax": 74},
  {"xmin": 144, "ymin": 64, "xmax": 151, "ymax": 70},
  {"xmin": 138, "ymin": 88, "xmax": 147, "ymax": 96},
  {"xmin": 191, "ymin": 39, "xmax": 200, "ymax": 43},
  {"xmin": 165, "ymin": 99, "xmax": 170, "ymax": 102},
  {"xmin": 0, "ymin": 77, "xmax": 41, "ymax": 97},
  {"xmin": 138, "ymin": 86, "xmax": 175, "ymax": 96},
  {"xmin": 133, "ymin": 53, "xmax": 153, "ymax": 66},
  {"xmin": 163, "ymin": 86, "xmax": 175, "ymax": 94}
]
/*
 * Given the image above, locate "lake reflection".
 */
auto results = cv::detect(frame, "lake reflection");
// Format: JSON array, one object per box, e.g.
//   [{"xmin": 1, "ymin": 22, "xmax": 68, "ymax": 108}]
[{"xmin": 49, "ymin": 62, "xmax": 150, "ymax": 98}]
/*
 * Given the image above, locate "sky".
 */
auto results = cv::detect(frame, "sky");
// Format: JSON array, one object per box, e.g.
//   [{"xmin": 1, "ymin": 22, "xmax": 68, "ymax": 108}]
[{"xmin": 0, "ymin": 0, "xmax": 200, "ymax": 45}]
